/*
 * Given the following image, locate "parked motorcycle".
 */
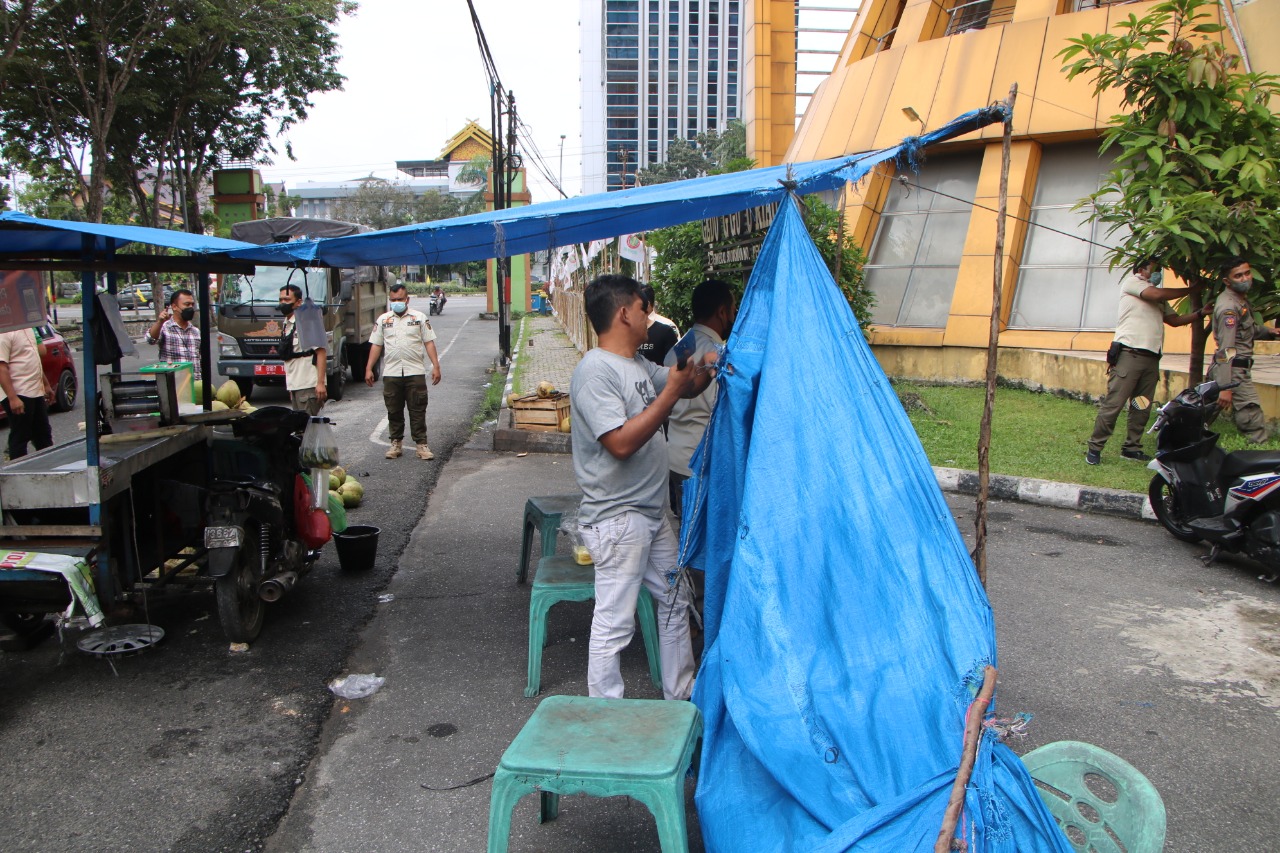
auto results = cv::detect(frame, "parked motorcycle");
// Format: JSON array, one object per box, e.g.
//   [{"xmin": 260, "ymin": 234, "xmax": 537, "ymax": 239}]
[
  {"xmin": 1147, "ymin": 377, "xmax": 1280, "ymax": 579},
  {"xmin": 204, "ymin": 407, "xmax": 330, "ymax": 642}
]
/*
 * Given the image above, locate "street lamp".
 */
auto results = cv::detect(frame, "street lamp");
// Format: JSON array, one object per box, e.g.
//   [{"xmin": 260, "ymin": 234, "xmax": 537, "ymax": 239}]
[{"xmin": 558, "ymin": 135, "xmax": 566, "ymax": 197}]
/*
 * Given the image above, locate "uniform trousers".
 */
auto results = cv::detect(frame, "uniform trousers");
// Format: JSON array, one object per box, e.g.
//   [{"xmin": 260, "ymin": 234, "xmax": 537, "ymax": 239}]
[
  {"xmin": 579, "ymin": 510, "xmax": 695, "ymax": 700},
  {"xmin": 382, "ymin": 374, "xmax": 429, "ymax": 444},
  {"xmin": 1214, "ymin": 363, "xmax": 1269, "ymax": 443},
  {"xmin": 1089, "ymin": 349, "xmax": 1159, "ymax": 454}
]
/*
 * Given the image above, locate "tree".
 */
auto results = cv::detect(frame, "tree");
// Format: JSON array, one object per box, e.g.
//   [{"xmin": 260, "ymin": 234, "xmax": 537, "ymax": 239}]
[
  {"xmin": 1060, "ymin": 0, "xmax": 1280, "ymax": 380},
  {"xmin": 332, "ymin": 179, "xmax": 419, "ymax": 231},
  {"xmin": 649, "ymin": 195, "xmax": 872, "ymax": 332},
  {"xmin": 636, "ymin": 121, "xmax": 753, "ymax": 186}
]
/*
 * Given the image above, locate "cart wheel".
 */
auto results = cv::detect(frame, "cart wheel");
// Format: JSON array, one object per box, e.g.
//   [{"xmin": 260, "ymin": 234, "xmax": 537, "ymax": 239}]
[{"xmin": 216, "ymin": 526, "xmax": 265, "ymax": 643}]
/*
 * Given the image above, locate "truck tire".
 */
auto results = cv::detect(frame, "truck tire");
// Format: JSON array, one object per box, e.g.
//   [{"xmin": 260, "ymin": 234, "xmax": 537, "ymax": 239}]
[
  {"xmin": 234, "ymin": 378, "xmax": 255, "ymax": 402},
  {"xmin": 328, "ymin": 347, "xmax": 348, "ymax": 402}
]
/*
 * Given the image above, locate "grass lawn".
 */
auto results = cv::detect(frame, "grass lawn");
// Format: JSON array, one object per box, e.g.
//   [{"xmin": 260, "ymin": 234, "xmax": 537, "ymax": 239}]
[{"xmin": 897, "ymin": 380, "xmax": 1280, "ymax": 495}]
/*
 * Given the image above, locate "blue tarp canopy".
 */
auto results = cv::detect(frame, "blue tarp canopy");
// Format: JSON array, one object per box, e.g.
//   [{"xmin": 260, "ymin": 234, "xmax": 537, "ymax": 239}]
[
  {"xmin": 219, "ymin": 106, "xmax": 1005, "ymax": 268},
  {"xmin": 679, "ymin": 197, "xmax": 1071, "ymax": 852},
  {"xmin": 0, "ymin": 210, "xmax": 256, "ymax": 259}
]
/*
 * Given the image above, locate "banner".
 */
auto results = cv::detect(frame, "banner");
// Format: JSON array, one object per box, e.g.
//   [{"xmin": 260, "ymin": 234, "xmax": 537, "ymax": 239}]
[
  {"xmin": 0, "ymin": 270, "xmax": 48, "ymax": 333},
  {"xmin": 618, "ymin": 233, "xmax": 647, "ymax": 263}
]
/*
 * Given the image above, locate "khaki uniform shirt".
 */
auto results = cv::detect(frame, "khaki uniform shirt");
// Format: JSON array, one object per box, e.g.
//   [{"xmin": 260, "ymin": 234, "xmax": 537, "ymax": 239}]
[
  {"xmin": 369, "ymin": 308, "xmax": 436, "ymax": 377},
  {"xmin": 0, "ymin": 328, "xmax": 43, "ymax": 402},
  {"xmin": 282, "ymin": 316, "xmax": 321, "ymax": 392},
  {"xmin": 1212, "ymin": 288, "xmax": 1276, "ymax": 362},
  {"xmin": 1113, "ymin": 274, "xmax": 1173, "ymax": 354}
]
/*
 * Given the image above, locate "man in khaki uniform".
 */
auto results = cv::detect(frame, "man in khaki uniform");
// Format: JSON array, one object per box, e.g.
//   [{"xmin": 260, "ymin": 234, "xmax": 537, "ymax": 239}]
[
  {"xmin": 366, "ymin": 283, "xmax": 442, "ymax": 460},
  {"xmin": 1086, "ymin": 260, "xmax": 1205, "ymax": 465},
  {"xmin": 1212, "ymin": 257, "xmax": 1278, "ymax": 443},
  {"xmin": 0, "ymin": 326, "xmax": 54, "ymax": 460}
]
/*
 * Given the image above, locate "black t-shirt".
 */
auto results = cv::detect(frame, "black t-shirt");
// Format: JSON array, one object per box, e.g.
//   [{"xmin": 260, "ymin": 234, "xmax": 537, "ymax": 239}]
[{"xmin": 638, "ymin": 320, "xmax": 678, "ymax": 365}]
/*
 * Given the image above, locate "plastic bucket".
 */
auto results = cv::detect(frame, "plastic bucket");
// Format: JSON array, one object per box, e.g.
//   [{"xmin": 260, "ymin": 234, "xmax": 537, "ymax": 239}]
[{"xmin": 333, "ymin": 525, "xmax": 379, "ymax": 572}]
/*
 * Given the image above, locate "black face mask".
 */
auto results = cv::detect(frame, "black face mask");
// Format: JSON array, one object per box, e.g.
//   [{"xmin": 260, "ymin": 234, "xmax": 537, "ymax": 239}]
[
  {"xmin": 179, "ymin": 307, "xmax": 196, "ymax": 322},
  {"xmin": 279, "ymin": 302, "xmax": 295, "ymax": 316}
]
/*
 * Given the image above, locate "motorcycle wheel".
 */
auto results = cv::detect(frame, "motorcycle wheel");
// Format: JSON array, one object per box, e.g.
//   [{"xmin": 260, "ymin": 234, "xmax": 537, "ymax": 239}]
[
  {"xmin": 215, "ymin": 525, "xmax": 266, "ymax": 643},
  {"xmin": 1148, "ymin": 475, "xmax": 1202, "ymax": 543}
]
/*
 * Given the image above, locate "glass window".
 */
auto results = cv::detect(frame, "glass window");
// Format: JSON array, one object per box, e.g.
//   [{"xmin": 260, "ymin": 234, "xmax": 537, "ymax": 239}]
[
  {"xmin": 865, "ymin": 155, "xmax": 983, "ymax": 327},
  {"xmin": 1010, "ymin": 143, "xmax": 1125, "ymax": 330}
]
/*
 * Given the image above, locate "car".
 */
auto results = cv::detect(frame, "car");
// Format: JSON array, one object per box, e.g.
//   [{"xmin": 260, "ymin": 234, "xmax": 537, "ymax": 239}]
[
  {"xmin": 95, "ymin": 283, "xmax": 153, "ymax": 310},
  {"xmin": 0, "ymin": 322, "xmax": 78, "ymax": 419}
]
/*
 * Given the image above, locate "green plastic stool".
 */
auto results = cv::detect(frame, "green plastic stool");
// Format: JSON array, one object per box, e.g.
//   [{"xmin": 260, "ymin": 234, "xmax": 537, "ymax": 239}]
[
  {"xmin": 517, "ymin": 494, "xmax": 581, "ymax": 584},
  {"xmin": 1022, "ymin": 740, "xmax": 1166, "ymax": 853},
  {"xmin": 525, "ymin": 555, "xmax": 662, "ymax": 698},
  {"xmin": 487, "ymin": 695, "xmax": 703, "ymax": 853}
]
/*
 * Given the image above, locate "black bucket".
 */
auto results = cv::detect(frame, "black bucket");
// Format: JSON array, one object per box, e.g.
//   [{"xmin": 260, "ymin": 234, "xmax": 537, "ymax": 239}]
[{"xmin": 333, "ymin": 525, "xmax": 380, "ymax": 572}]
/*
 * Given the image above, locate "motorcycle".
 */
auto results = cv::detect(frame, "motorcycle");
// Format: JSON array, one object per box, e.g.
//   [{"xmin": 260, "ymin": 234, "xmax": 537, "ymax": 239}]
[
  {"xmin": 429, "ymin": 291, "xmax": 445, "ymax": 315},
  {"xmin": 1146, "ymin": 377, "xmax": 1280, "ymax": 579},
  {"xmin": 204, "ymin": 407, "xmax": 330, "ymax": 642}
]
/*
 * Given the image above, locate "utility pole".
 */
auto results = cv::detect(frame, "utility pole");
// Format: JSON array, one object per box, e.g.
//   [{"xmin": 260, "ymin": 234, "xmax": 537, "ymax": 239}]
[{"xmin": 558, "ymin": 135, "xmax": 566, "ymax": 195}]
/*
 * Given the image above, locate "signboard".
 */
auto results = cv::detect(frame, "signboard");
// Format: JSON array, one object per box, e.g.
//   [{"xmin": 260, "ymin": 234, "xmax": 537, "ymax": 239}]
[
  {"xmin": 0, "ymin": 270, "xmax": 48, "ymax": 333},
  {"xmin": 702, "ymin": 203, "xmax": 779, "ymax": 275}
]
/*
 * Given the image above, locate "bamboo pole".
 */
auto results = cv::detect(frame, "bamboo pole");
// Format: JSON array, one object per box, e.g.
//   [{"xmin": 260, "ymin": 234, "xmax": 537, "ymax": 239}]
[
  {"xmin": 933, "ymin": 665, "xmax": 999, "ymax": 853},
  {"xmin": 973, "ymin": 84, "xmax": 1017, "ymax": 588}
]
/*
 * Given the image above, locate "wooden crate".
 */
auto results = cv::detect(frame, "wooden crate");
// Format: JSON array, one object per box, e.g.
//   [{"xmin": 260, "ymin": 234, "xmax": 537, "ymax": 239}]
[{"xmin": 511, "ymin": 392, "xmax": 571, "ymax": 432}]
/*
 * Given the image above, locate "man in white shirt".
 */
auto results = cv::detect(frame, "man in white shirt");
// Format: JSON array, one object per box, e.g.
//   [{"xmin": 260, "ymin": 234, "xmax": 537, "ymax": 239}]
[
  {"xmin": 1086, "ymin": 259, "xmax": 1205, "ymax": 465},
  {"xmin": 0, "ymin": 326, "xmax": 54, "ymax": 460},
  {"xmin": 366, "ymin": 283, "xmax": 442, "ymax": 460}
]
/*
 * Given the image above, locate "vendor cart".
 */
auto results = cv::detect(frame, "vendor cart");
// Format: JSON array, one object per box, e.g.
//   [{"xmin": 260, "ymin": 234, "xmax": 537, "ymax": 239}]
[{"xmin": 0, "ymin": 213, "xmax": 307, "ymax": 643}]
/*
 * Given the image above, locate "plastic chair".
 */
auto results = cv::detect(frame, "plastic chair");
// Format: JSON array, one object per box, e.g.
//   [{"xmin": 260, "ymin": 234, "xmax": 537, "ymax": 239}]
[
  {"xmin": 1022, "ymin": 740, "xmax": 1166, "ymax": 853},
  {"xmin": 517, "ymin": 494, "xmax": 581, "ymax": 583},
  {"xmin": 487, "ymin": 695, "xmax": 702, "ymax": 853},
  {"xmin": 525, "ymin": 555, "xmax": 662, "ymax": 698}
]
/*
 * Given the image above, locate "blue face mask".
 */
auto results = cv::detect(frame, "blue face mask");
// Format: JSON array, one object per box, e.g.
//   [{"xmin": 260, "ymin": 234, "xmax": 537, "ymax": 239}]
[
  {"xmin": 1148, "ymin": 269, "xmax": 1163, "ymax": 286},
  {"xmin": 391, "ymin": 301, "xmax": 408, "ymax": 315}
]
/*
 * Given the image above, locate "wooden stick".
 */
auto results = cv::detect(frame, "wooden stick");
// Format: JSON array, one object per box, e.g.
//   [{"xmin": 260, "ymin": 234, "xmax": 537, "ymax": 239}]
[{"xmin": 934, "ymin": 665, "xmax": 998, "ymax": 853}]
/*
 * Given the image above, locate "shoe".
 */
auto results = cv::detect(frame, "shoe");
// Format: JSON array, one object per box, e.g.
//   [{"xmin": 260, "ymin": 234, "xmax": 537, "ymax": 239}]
[
  {"xmin": 416, "ymin": 444, "xmax": 434, "ymax": 461},
  {"xmin": 385, "ymin": 440, "xmax": 402, "ymax": 459},
  {"xmin": 1085, "ymin": 449, "xmax": 1101, "ymax": 466},
  {"xmin": 1120, "ymin": 449, "xmax": 1151, "ymax": 461}
]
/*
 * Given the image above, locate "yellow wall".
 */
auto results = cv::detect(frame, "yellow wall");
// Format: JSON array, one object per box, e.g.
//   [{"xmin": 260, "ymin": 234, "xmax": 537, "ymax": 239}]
[
  {"xmin": 1235, "ymin": 0, "xmax": 1280, "ymax": 75},
  {"xmin": 744, "ymin": 0, "xmax": 798, "ymax": 167},
  {"xmin": 761, "ymin": 0, "xmax": 1239, "ymax": 365}
]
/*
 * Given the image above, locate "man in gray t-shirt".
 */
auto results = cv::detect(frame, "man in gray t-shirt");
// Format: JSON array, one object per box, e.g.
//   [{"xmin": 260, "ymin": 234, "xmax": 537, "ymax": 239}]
[{"xmin": 569, "ymin": 274, "xmax": 713, "ymax": 701}]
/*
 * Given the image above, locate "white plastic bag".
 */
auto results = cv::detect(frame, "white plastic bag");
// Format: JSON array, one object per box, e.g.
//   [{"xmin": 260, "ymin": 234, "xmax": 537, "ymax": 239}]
[
  {"xmin": 294, "ymin": 297, "xmax": 327, "ymax": 353},
  {"xmin": 329, "ymin": 673, "xmax": 385, "ymax": 699}
]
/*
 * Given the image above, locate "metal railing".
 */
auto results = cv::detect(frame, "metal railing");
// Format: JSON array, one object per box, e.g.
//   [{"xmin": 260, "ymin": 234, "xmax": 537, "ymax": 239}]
[
  {"xmin": 874, "ymin": 27, "xmax": 899, "ymax": 52},
  {"xmin": 943, "ymin": 0, "xmax": 1015, "ymax": 35}
]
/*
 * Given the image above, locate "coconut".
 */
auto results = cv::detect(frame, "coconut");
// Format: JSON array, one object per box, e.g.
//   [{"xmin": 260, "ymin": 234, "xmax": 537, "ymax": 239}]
[
  {"xmin": 536, "ymin": 381, "xmax": 555, "ymax": 399},
  {"xmin": 507, "ymin": 392, "xmax": 519, "ymax": 407},
  {"xmin": 559, "ymin": 415, "xmax": 571, "ymax": 433},
  {"xmin": 329, "ymin": 489, "xmax": 343, "ymax": 506},
  {"xmin": 339, "ymin": 479, "xmax": 364, "ymax": 507},
  {"xmin": 211, "ymin": 400, "xmax": 230, "ymax": 411},
  {"xmin": 331, "ymin": 465, "xmax": 347, "ymax": 485},
  {"xmin": 192, "ymin": 379, "xmax": 206, "ymax": 404},
  {"xmin": 215, "ymin": 379, "xmax": 242, "ymax": 408},
  {"xmin": 329, "ymin": 473, "xmax": 342, "ymax": 491}
]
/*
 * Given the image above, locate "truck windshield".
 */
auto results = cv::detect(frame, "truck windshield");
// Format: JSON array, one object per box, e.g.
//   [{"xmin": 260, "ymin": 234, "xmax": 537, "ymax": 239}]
[{"xmin": 219, "ymin": 267, "xmax": 327, "ymax": 307}]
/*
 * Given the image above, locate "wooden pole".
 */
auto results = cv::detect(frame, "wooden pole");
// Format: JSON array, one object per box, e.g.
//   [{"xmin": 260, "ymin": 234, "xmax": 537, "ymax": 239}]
[
  {"xmin": 933, "ymin": 666, "xmax": 998, "ymax": 853},
  {"xmin": 973, "ymin": 84, "xmax": 1017, "ymax": 588}
]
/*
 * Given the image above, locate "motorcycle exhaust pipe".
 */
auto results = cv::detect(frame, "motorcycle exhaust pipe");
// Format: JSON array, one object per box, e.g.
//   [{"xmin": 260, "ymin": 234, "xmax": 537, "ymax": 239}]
[{"xmin": 258, "ymin": 571, "xmax": 299, "ymax": 603}]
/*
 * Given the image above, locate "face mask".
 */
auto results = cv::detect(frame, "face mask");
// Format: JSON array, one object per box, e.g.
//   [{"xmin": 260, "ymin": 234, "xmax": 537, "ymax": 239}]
[
  {"xmin": 279, "ymin": 302, "xmax": 295, "ymax": 316},
  {"xmin": 179, "ymin": 307, "xmax": 196, "ymax": 322},
  {"xmin": 1229, "ymin": 278, "xmax": 1251, "ymax": 294},
  {"xmin": 1148, "ymin": 269, "xmax": 1163, "ymax": 286},
  {"xmin": 391, "ymin": 301, "xmax": 408, "ymax": 315}
]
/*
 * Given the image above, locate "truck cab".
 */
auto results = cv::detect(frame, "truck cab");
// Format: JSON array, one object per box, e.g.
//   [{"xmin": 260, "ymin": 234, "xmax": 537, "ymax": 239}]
[{"xmin": 216, "ymin": 219, "xmax": 391, "ymax": 400}]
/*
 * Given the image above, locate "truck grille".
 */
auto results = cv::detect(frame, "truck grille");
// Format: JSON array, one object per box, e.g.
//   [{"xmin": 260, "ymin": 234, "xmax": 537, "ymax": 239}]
[{"xmin": 241, "ymin": 338, "xmax": 281, "ymax": 358}]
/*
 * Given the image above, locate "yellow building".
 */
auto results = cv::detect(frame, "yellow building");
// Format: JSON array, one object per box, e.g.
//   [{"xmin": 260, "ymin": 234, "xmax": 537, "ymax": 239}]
[{"xmin": 743, "ymin": 0, "xmax": 1278, "ymax": 396}]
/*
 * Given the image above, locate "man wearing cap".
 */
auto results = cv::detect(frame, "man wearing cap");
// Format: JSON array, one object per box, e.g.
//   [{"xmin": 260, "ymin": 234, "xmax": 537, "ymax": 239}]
[
  {"xmin": 366, "ymin": 283, "xmax": 442, "ymax": 460},
  {"xmin": 1212, "ymin": 257, "xmax": 1278, "ymax": 443}
]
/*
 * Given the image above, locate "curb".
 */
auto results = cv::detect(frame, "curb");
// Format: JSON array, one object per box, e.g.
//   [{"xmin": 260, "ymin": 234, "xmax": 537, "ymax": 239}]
[{"xmin": 933, "ymin": 467, "xmax": 1154, "ymax": 523}]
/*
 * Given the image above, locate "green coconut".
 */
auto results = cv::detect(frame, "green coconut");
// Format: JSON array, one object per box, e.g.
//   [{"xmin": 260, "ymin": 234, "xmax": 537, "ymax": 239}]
[
  {"xmin": 215, "ymin": 379, "xmax": 242, "ymax": 408},
  {"xmin": 331, "ymin": 465, "xmax": 347, "ymax": 485},
  {"xmin": 339, "ymin": 479, "xmax": 364, "ymax": 507}
]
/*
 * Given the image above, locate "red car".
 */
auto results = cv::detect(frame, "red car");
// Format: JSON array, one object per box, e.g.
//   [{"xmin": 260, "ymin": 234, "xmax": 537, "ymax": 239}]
[{"xmin": 0, "ymin": 322, "xmax": 78, "ymax": 417}]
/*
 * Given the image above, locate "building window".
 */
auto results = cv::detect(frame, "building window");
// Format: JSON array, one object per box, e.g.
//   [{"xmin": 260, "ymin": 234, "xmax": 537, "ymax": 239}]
[
  {"xmin": 1010, "ymin": 144, "xmax": 1124, "ymax": 330},
  {"xmin": 865, "ymin": 155, "xmax": 983, "ymax": 327}
]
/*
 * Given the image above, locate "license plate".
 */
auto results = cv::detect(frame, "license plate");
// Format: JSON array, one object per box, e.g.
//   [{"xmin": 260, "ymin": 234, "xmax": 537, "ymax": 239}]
[
  {"xmin": 204, "ymin": 525, "xmax": 243, "ymax": 549},
  {"xmin": 253, "ymin": 363, "xmax": 285, "ymax": 376}
]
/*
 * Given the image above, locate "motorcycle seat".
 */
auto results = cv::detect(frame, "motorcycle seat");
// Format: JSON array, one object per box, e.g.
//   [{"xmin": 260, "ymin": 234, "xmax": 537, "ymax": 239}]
[{"xmin": 1219, "ymin": 450, "xmax": 1280, "ymax": 482}]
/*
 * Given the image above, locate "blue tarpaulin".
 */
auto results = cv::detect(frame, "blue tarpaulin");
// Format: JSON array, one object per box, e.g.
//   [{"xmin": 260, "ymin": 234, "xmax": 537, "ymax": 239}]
[
  {"xmin": 679, "ymin": 197, "xmax": 1071, "ymax": 852},
  {"xmin": 218, "ymin": 107, "xmax": 1006, "ymax": 268},
  {"xmin": 0, "ymin": 210, "xmax": 256, "ymax": 256}
]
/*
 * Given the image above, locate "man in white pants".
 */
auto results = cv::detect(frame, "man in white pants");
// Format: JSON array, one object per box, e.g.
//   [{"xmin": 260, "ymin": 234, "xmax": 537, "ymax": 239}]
[{"xmin": 570, "ymin": 274, "xmax": 714, "ymax": 700}]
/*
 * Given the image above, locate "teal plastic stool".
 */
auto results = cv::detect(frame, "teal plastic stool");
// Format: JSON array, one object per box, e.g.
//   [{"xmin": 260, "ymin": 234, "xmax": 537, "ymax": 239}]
[
  {"xmin": 487, "ymin": 695, "xmax": 703, "ymax": 853},
  {"xmin": 1022, "ymin": 740, "xmax": 1166, "ymax": 853},
  {"xmin": 517, "ymin": 494, "xmax": 581, "ymax": 584},
  {"xmin": 525, "ymin": 555, "xmax": 662, "ymax": 698}
]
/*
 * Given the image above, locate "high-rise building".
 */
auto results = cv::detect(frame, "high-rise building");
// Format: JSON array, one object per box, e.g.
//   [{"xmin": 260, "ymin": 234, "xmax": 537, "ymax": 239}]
[{"xmin": 581, "ymin": 0, "xmax": 744, "ymax": 194}]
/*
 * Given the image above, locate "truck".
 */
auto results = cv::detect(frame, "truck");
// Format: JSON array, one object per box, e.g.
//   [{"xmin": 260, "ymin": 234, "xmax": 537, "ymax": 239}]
[{"xmin": 215, "ymin": 218, "xmax": 391, "ymax": 401}]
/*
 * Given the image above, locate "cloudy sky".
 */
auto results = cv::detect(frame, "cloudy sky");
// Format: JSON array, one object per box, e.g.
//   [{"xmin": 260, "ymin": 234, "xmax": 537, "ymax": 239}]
[{"xmin": 258, "ymin": 1, "xmax": 584, "ymax": 203}]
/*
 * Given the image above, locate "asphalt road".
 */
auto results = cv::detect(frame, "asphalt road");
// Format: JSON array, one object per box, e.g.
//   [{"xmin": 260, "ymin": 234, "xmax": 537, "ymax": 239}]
[{"xmin": 0, "ymin": 295, "xmax": 500, "ymax": 853}]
